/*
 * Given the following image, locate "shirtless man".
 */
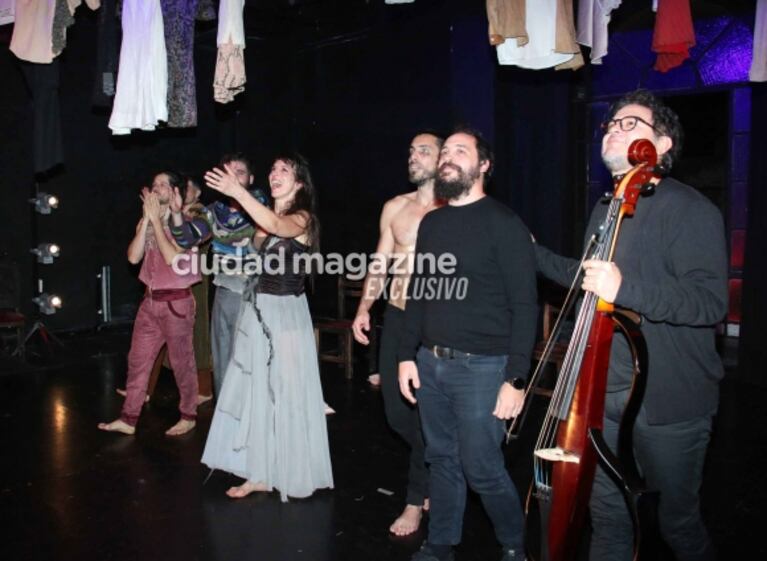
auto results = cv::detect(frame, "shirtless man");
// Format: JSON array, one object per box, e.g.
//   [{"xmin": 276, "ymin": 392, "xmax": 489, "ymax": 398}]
[{"xmin": 352, "ymin": 131, "xmax": 444, "ymax": 535}]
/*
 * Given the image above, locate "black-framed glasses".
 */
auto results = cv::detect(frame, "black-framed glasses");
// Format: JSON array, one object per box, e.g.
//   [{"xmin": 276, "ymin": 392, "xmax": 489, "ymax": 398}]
[{"xmin": 600, "ymin": 115, "xmax": 659, "ymax": 134}]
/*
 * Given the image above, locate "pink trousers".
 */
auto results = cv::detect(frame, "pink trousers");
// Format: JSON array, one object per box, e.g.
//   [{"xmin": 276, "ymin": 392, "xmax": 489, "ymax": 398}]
[{"xmin": 121, "ymin": 295, "xmax": 198, "ymax": 426}]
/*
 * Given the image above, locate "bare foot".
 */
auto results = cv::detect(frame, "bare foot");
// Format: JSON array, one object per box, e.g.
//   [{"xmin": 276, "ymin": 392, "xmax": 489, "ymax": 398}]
[
  {"xmin": 97, "ymin": 419, "xmax": 135, "ymax": 435},
  {"xmin": 115, "ymin": 388, "xmax": 149, "ymax": 403},
  {"xmin": 165, "ymin": 419, "xmax": 196, "ymax": 436},
  {"xmin": 367, "ymin": 373, "xmax": 381, "ymax": 387},
  {"xmin": 324, "ymin": 402, "xmax": 336, "ymax": 415},
  {"xmin": 226, "ymin": 481, "xmax": 269, "ymax": 499},
  {"xmin": 389, "ymin": 504, "xmax": 424, "ymax": 536},
  {"xmin": 197, "ymin": 394, "xmax": 213, "ymax": 406}
]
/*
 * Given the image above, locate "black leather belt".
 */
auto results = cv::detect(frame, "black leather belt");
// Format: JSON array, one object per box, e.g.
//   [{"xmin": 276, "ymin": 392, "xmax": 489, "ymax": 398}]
[{"xmin": 428, "ymin": 345, "xmax": 473, "ymax": 359}]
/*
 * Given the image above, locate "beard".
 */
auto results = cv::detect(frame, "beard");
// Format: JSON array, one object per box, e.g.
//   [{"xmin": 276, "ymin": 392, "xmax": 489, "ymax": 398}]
[
  {"xmin": 602, "ymin": 153, "xmax": 629, "ymax": 174},
  {"xmin": 434, "ymin": 162, "xmax": 479, "ymax": 200},
  {"xmin": 408, "ymin": 165, "xmax": 436, "ymax": 186}
]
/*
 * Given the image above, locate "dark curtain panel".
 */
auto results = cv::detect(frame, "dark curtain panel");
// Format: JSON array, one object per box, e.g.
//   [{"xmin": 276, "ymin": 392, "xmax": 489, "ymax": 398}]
[
  {"xmin": 739, "ymin": 82, "xmax": 767, "ymax": 385},
  {"xmin": 493, "ymin": 66, "xmax": 580, "ymax": 255},
  {"xmin": 20, "ymin": 59, "xmax": 63, "ymax": 174}
]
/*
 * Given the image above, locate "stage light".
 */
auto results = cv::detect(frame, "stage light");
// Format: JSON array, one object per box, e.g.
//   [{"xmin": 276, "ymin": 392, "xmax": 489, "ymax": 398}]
[
  {"xmin": 29, "ymin": 192, "xmax": 59, "ymax": 214},
  {"xmin": 31, "ymin": 243, "xmax": 61, "ymax": 264},
  {"xmin": 33, "ymin": 293, "xmax": 63, "ymax": 315}
]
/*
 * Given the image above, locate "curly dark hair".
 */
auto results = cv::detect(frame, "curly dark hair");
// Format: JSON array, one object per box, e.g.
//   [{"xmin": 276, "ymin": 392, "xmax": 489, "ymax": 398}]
[
  {"xmin": 608, "ymin": 89, "xmax": 683, "ymax": 171},
  {"xmin": 271, "ymin": 153, "xmax": 320, "ymax": 253},
  {"xmin": 448, "ymin": 125, "xmax": 494, "ymax": 182}
]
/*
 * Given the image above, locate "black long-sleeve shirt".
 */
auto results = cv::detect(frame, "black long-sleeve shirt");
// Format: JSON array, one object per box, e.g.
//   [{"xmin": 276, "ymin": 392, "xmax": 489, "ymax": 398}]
[
  {"xmin": 398, "ymin": 196, "xmax": 538, "ymax": 382},
  {"xmin": 535, "ymin": 177, "xmax": 728, "ymax": 424}
]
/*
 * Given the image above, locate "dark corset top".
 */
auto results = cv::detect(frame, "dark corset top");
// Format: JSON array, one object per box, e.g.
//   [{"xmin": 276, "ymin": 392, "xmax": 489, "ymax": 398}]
[{"xmin": 256, "ymin": 237, "xmax": 310, "ymax": 296}]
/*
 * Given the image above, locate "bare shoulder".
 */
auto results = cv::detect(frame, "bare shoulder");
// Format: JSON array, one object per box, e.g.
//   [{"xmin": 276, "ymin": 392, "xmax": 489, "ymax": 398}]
[{"xmin": 383, "ymin": 192, "xmax": 417, "ymax": 214}]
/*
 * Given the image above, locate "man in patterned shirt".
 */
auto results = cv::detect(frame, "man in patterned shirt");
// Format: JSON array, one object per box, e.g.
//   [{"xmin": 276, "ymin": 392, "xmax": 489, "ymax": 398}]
[{"xmin": 171, "ymin": 153, "xmax": 269, "ymax": 397}]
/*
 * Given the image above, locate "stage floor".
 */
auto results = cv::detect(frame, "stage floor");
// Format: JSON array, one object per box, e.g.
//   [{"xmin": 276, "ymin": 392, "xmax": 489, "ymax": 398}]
[{"xmin": 0, "ymin": 328, "xmax": 763, "ymax": 561}]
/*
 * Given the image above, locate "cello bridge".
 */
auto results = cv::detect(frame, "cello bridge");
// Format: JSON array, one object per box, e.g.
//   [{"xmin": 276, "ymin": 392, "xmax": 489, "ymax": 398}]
[{"xmin": 534, "ymin": 447, "xmax": 581, "ymax": 464}]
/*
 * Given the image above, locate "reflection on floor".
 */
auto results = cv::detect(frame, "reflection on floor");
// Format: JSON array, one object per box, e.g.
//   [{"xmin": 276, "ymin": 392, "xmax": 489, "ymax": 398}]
[{"xmin": 0, "ymin": 328, "xmax": 763, "ymax": 561}]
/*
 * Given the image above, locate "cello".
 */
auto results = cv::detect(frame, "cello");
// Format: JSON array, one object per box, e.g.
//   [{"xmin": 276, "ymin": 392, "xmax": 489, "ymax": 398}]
[{"xmin": 509, "ymin": 139, "xmax": 662, "ymax": 561}]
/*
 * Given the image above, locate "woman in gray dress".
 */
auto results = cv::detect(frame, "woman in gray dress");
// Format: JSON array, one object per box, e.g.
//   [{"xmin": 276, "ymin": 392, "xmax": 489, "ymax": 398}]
[{"xmin": 201, "ymin": 154, "xmax": 333, "ymax": 501}]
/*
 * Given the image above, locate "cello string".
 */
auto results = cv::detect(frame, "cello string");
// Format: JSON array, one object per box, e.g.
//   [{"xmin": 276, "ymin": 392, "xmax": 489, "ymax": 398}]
[
  {"xmin": 557, "ymin": 205, "xmax": 619, "ymax": 422},
  {"xmin": 536, "ymin": 197, "xmax": 622, "ymax": 455}
]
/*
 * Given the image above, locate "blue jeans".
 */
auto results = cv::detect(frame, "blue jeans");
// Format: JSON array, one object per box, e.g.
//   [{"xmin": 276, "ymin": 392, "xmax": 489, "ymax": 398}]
[{"xmin": 416, "ymin": 346, "xmax": 524, "ymax": 549}]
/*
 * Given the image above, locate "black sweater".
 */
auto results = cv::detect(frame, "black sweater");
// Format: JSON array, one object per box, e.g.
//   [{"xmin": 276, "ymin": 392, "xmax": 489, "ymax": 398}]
[
  {"xmin": 398, "ymin": 196, "xmax": 538, "ymax": 382},
  {"xmin": 535, "ymin": 177, "xmax": 728, "ymax": 424}
]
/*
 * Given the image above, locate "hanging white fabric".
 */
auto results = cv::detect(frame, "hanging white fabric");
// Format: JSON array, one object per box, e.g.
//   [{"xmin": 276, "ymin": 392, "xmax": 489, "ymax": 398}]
[
  {"xmin": 217, "ymin": 0, "xmax": 245, "ymax": 46},
  {"xmin": 751, "ymin": 0, "xmax": 767, "ymax": 82},
  {"xmin": 496, "ymin": 0, "xmax": 576, "ymax": 69},
  {"xmin": 577, "ymin": 0, "xmax": 623, "ymax": 64},
  {"xmin": 108, "ymin": 0, "xmax": 168, "ymax": 134}
]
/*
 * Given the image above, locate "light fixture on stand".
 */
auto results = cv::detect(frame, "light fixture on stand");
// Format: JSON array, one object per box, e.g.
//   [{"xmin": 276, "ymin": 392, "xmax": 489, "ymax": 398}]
[
  {"xmin": 30, "ymin": 243, "xmax": 60, "ymax": 264},
  {"xmin": 29, "ymin": 192, "xmax": 59, "ymax": 215},
  {"xmin": 32, "ymin": 292, "xmax": 63, "ymax": 315},
  {"xmin": 17, "ymin": 182, "xmax": 65, "ymax": 357},
  {"xmin": 18, "ymin": 280, "xmax": 64, "ymax": 353}
]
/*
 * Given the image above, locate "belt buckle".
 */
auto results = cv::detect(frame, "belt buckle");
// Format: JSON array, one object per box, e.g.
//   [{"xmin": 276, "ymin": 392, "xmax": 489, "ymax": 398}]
[{"xmin": 432, "ymin": 345, "xmax": 451, "ymax": 359}]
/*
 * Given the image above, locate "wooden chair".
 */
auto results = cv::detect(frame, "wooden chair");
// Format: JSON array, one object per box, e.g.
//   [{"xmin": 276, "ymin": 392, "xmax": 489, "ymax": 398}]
[
  {"xmin": 0, "ymin": 261, "xmax": 26, "ymax": 359},
  {"xmin": 313, "ymin": 276, "xmax": 377, "ymax": 379},
  {"xmin": 532, "ymin": 302, "xmax": 569, "ymax": 397}
]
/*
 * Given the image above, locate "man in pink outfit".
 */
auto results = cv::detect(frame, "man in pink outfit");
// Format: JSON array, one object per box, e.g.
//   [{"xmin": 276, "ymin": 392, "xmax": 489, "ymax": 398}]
[{"xmin": 98, "ymin": 170, "xmax": 201, "ymax": 436}]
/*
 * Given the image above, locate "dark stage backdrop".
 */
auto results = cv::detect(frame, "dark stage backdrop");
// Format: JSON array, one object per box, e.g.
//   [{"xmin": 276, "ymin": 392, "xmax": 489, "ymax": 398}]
[
  {"xmin": 0, "ymin": 13, "xmax": 227, "ymax": 331},
  {"xmin": 1, "ymin": 3, "xmax": 517, "ymax": 330},
  {"xmin": 739, "ymin": 82, "xmax": 767, "ymax": 386},
  {"xmin": 494, "ymin": 66, "xmax": 583, "ymax": 257},
  {"xmin": 230, "ymin": 7, "xmax": 499, "ymax": 313}
]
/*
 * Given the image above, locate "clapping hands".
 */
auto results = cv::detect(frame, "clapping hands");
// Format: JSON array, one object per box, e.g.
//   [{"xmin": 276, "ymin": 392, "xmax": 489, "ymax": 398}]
[{"xmin": 142, "ymin": 191, "xmax": 163, "ymax": 222}]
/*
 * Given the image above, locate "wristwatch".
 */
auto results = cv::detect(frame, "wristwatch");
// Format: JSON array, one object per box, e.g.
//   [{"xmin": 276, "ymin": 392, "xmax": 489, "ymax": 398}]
[{"xmin": 506, "ymin": 377, "xmax": 526, "ymax": 390}]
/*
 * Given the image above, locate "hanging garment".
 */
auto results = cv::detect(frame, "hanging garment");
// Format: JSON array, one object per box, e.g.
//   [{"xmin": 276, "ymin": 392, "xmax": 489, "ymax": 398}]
[
  {"xmin": 52, "ymin": 0, "xmax": 75, "ymax": 57},
  {"xmin": 214, "ymin": 41, "xmax": 245, "ymax": 103},
  {"xmin": 214, "ymin": 0, "xmax": 245, "ymax": 104},
  {"xmin": 0, "ymin": 0, "xmax": 14, "ymax": 25},
  {"xmin": 92, "ymin": 0, "xmax": 120, "ymax": 107},
  {"xmin": 108, "ymin": 0, "xmax": 168, "ymax": 135},
  {"xmin": 20, "ymin": 59, "xmax": 64, "ymax": 173},
  {"xmin": 496, "ymin": 0, "xmax": 582, "ymax": 70},
  {"xmin": 9, "ymin": 0, "xmax": 56, "ymax": 63},
  {"xmin": 486, "ymin": 0, "xmax": 527, "ymax": 47},
  {"xmin": 554, "ymin": 0, "xmax": 584, "ymax": 70},
  {"xmin": 161, "ymin": 0, "xmax": 198, "ymax": 128},
  {"xmin": 751, "ymin": 0, "xmax": 767, "ymax": 82},
  {"xmin": 576, "ymin": 0, "xmax": 622, "ymax": 65},
  {"xmin": 652, "ymin": 0, "xmax": 695, "ymax": 73},
  {"xmin": 52, "ymin": 1, "xmax": 101, "ymax": 57}
]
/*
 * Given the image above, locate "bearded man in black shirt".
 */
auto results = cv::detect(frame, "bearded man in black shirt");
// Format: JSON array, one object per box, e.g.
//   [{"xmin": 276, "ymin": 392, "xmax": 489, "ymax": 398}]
[{"xmin": 398, "ymin": 127, "xmax": 537, "ymax": 561}]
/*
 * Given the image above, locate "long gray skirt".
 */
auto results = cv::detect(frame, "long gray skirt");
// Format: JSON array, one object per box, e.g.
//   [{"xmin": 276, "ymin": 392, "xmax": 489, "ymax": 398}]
[{"xmin": 201, "ymin": 292, "xmax": 334, "ymax": 502}]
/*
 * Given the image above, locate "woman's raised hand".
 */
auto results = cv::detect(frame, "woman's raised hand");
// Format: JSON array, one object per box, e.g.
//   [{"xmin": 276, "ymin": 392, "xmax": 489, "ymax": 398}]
[{"xmin": 205, "ymin": 164, "xmax": 245, "ymax": 198}]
